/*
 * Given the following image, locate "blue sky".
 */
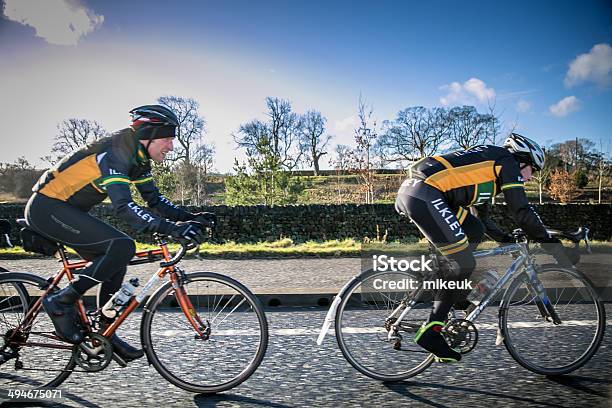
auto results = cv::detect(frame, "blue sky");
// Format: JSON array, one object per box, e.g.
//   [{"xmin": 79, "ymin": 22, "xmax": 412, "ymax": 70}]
[{"xmin": 1, "ymin": 0, "xmax": 611, "ymax": 171}]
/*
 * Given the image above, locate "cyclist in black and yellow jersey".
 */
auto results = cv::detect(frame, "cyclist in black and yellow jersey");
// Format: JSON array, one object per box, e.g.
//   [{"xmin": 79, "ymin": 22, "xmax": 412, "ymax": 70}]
[
  {"xmin": 25, "ymin": 105, "xmax": 215, "ymax": 362},
  {"xmin": 395, "ymin": 133, "xmax": 571, "ymax": 362}
]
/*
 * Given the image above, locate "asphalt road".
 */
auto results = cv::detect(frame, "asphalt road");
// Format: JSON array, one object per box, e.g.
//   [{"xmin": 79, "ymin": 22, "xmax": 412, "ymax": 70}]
[{"xmin": 1, "ymin": 306, "xmax": 609, "ymax": 408}]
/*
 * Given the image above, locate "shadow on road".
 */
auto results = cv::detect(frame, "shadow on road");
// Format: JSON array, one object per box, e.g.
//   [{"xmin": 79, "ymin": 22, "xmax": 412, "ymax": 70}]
[
  {"xmin": 194, "ymin": 393, "xmax": 292, "ymax": 408},
  {"xmin": 383, "ymin": 381, "xmax": 567, "ymax": 407},
  {"xmin": 545, "ymin": 374, "xmax": 611, "ymax": 399}
]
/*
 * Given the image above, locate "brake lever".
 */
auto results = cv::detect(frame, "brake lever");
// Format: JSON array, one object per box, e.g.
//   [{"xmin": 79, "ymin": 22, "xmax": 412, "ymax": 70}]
[
  {"xmin": 2, "ymin": 234, "xmax": 12, "ymax": 248},
  {"xmin": 583, "ymin": 227, "xmax": 592, "ymax": 254}
]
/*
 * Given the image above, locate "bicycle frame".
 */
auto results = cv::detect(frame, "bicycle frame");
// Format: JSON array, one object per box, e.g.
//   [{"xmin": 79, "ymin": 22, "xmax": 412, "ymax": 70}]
[
  {"xmin": 11, "ymin": 240, "xmax": 208, "ymax": 350},
  {"xmin": 317, "ymin": 241, "xmax": 558, "ymax": 344}
]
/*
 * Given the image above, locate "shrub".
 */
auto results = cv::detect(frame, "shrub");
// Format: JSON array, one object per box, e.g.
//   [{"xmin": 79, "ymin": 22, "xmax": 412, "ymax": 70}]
[{"xmin": 548, "ymin": 169, "xmax": 579, "ymax": 203}]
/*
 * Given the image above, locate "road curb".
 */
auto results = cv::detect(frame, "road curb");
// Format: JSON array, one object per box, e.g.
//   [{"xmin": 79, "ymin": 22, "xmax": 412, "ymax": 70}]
[{"xmin": 73, "ymin": 286, "xmax": 612, "ymax": 309}]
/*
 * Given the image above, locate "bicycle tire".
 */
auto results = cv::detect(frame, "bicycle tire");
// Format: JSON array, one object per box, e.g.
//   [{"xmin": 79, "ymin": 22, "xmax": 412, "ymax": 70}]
[
  {"xmin": 0, "ymin": 267, "xmax": 30, "ymax": 312},
  {"xmin": 500, "ymin": 265, "xmax": 605, "ymax": 375},
  {"xmin": 335, "ymin": 269, "xmax": 434, "ymax": 382},
  {"xmin": 141, "ymin": 271, "xmax": 268, "ymax": 394},
  {"xmin": 0, "ymin": 272, "xmax": 75, "ymax": 388}
]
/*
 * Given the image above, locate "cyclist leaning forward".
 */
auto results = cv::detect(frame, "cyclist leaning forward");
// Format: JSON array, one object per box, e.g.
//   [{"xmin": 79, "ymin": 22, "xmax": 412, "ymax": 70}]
[
  {"xmin": 25, "ymin": 105, "xmax": 214, "ymax": 364},
  {"xmin": 395, "ymin": 133, "xmax": 573, "ymax": 362}
]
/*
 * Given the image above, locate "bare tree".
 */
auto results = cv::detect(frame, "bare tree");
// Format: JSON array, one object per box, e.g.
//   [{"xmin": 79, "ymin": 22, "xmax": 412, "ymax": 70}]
[
  {"xmin": 157, "ymin": 96, "xmax": 206, "ymax": 165},
  {"xmin": 332, "ymin": 144, "xmax": 352, "ymax": 172},
  {"xmin": 548, "ymin": 138, "xmax": 596, "ymax": 172},
  {"xmin": 50, "ymin": 119, "xmax": 108, "ymax": 163},
  {"xmin": 299, "ymin": 110, "xmax": 332, "ymax": 175},
  {"xmin": 485, "ymin": 100, "xmax": 504, "ymax": 145},
  {"xmin": 234, "ymin": 97, "xmax": 303, "ymax": 170},
  {"xmin": 192, "ymin": 143, "xmax": 215, "ymax": 205},
  {"xmin": 377, "ymin": 106, "xmax": 449, "ymax": 167},
  {"xmin": 329, "ymin": 144, "xmax": 352, "ymax": 203},
  {"xmin": 447, "ymin": 106, "xmax": 496, "ymax": 150},
  {"xmin": 348, "ymin": 95, "xmax": 378, "ymax": 204}
]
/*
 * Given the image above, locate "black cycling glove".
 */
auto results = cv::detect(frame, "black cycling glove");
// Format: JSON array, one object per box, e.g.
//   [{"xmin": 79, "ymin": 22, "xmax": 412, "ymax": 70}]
[
  {"xmin": 169, "ymin": 221, "xmax": 208, "ymax": 244},
  {"xmin": 188, "ymin": 212, "xmax": 217, "ymax": 228}
]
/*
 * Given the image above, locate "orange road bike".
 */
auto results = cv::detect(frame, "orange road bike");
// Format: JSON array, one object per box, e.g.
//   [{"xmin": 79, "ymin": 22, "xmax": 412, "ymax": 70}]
[{"xmin": 0, "ymin": 220, "xmax": 268, "ymax": 394}]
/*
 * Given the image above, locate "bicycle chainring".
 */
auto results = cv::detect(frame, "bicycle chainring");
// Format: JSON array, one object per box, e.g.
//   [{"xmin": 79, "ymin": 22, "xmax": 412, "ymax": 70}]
[
  {"xmin": 443, "ymin": 319, "xmax": 478, "ymax": 354},
  {"xmin": 72, "ymin": 333, "xmax": 113, "ymax": 372}
]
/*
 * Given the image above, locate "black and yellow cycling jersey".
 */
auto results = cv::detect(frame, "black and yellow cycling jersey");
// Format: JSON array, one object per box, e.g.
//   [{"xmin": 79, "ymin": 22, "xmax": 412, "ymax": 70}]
[
  {"xmin": 397, "ymin": 145, "xmax": 551, "ymax": 248},
  {"xmin": 33, "ymin": 128, "xmax": 191, "ymax": 233},
  {"xmin": 409, "ymin": 145, "xmax": 525, "ymax": 208}
]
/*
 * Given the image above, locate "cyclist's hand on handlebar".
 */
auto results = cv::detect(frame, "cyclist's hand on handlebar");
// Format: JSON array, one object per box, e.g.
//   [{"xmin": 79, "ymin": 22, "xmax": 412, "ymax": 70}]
[
  {"xmin": 190, "ymin": 212, "xmax": 217, "ymax": 229},
  {"xmin": 169, "ymin": 221, "xmax": 208, "ymax": 244}
]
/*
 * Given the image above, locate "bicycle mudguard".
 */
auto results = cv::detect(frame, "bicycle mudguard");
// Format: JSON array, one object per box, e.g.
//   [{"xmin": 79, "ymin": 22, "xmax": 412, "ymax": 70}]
[
  {"xmin": 316, "ymin": 273, "xmax": 362, "ymax": 345},
  {"xmin": 0, "ymin": 271, "xmax": 50, "ymax": 288}
]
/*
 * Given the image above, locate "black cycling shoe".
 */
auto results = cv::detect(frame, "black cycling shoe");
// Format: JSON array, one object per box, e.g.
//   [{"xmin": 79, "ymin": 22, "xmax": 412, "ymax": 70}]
[
  {"xmin": 42, "ymin": 285, "xmax": 84, "ymax": 344},
  {"xmin": 110, "ymin": 334, "xmax": 144, "ymax": 362},
  {"xmin": 414, "ymin": 321, "xmax": 461, "ymax": 363}
]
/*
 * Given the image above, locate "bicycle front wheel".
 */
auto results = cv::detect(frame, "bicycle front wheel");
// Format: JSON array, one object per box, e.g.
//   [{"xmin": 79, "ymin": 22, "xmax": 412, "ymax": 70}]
[
  {"xmin": 500, "ymin": 265, "xmax": 606, "ymax": 375},
  {"xmin": 141, "ymin": 272, "xmax": 268, "ymax": 394},
  {"xmin": 335, "ymin": 269, "xmax": 434, "ymax": 382}
]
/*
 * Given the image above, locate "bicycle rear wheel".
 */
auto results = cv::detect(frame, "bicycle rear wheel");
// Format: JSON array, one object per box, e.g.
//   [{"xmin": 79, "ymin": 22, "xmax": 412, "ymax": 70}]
[
  {"xmin": 335, "ymin": 269, "xmax": 434, "ymax": 382},
  {"xmin": 0, "ymin": 273, "xmax": 75, "ymax": 388},
  {"xmin": 141, "ymin": 272, "xmax": 268, "ymax": 394},
  {"xmin": 500, "ymin": 265, "xmax": 605, "ymax": 375}
]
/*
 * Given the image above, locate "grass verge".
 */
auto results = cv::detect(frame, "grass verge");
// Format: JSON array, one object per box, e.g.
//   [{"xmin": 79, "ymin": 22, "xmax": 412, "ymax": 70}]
[{"xmin": 1, "ymin": 239, "xmax": 610, "ymax": 260}]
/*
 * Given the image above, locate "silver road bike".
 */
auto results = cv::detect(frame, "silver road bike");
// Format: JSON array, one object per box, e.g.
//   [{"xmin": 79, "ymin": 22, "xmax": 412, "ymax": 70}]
[{"xmin": 317, "ymin": 227, "xmax": 605, "ymax": 381}]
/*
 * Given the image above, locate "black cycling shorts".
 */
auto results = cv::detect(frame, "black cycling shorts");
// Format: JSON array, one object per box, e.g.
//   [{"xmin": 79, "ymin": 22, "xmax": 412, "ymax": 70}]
[{"xmin": 395, "ymin": 178, "xmax": 483, "ymax": 256}]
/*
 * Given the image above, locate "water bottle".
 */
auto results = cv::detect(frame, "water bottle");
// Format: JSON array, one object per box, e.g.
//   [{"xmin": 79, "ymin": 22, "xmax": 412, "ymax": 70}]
[
  {"xmin": 101, "ymin": 278, "xmax": 140, "ymax": 319},
  {"xmin": 467, "ymin": 270, "xmax": 500, "ymax": 306}
]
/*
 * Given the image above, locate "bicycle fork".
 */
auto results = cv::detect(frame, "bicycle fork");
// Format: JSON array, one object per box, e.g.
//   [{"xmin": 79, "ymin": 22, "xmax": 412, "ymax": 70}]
[
  {"xmin": 524, "ymin": 265, "xmax": 562, "ymax": 325},
  {"xmin": 171, "ymin": 274, "xmax": 210, "ymax": 340}
]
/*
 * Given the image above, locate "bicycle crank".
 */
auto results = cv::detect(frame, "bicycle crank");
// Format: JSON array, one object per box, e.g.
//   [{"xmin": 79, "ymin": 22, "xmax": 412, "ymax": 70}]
[
  {"xmin": 73, "ymin": 333, "xmax": 113, "ymax": 372},
  {"xmin": 443, "ymin": 319, "xmax": 478, "ymax": 354}
]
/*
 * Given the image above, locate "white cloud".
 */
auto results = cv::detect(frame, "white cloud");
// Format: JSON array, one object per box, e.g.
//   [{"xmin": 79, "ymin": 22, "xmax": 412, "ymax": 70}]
[
  {"xmin": 2, "ymin": 0, "xmax": 104, "ymax": 46},
  {"xmin": 516, "ymin": 99, "xmax": 531, "ymax": 113},
  {"xmin": 334, "ymin": 115, "xmax": 358, "ymax": 132},
  {"xmin": 549, "ymin": 96, "xmax": 580, "ymax": 117},
  {"xmin": 439, "ymin": 77, "xmax": 496, "ymax": 106},
  {"xmin": 564, "ymin": 43, "xmax": 612, "ymax": 88}
]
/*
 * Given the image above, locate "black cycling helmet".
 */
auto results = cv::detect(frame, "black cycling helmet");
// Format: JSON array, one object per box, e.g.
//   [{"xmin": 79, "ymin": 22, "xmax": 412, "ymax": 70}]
[
  {"xmin": 129, "ymin": 105, "xmax": 179, "ymax": 140},
  {"xmin": 504, "ymin": 133, "xmax": 545, "ymax": 171}
]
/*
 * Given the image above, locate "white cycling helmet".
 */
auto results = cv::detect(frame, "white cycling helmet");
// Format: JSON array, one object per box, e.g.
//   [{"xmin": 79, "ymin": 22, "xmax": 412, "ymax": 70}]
[{"xmin": 504, "ymin": 133, "xmax": 545, "ymax": 171}]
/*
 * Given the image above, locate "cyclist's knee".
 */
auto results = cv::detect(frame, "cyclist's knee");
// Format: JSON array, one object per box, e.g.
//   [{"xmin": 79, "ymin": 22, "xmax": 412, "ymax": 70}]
[
  {"xmin": 445, "ymin": 250, "xmax": 476, "ymax": 280},
  {"xmin": 110, "ymin": 237, "xmax": 136, "ymax": 263}
]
